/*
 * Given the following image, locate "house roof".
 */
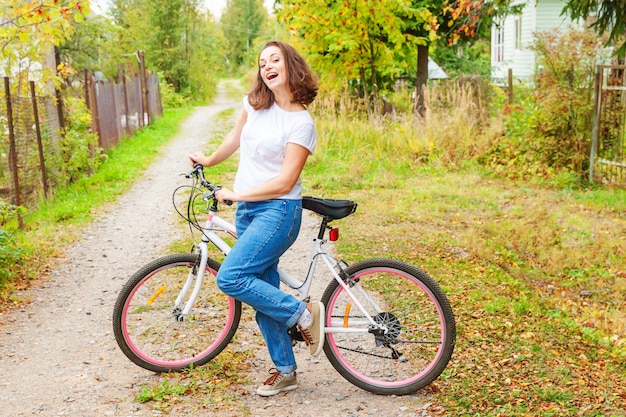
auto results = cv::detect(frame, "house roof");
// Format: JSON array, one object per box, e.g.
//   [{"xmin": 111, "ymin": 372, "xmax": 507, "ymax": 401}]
[{"xmin": 429, "ymin": 57, "xmax": 448, "ymax": 79}]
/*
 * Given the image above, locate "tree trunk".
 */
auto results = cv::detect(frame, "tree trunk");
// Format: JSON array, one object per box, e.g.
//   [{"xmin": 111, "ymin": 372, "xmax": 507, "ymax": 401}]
[
  {"xmin": 414, "ymin": 44, "xmax": 428, "ymax": 116},
  {"xmin": 360, "ymin": 66, "xmax": 373, "ymax": 121}
]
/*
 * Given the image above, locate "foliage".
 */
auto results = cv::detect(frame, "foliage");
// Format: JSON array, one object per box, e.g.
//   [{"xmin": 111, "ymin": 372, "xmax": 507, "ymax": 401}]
[
  {"xmin": 0, "ymin": 106, "xmax": 193, "ymax": 302},
  {"xmin": 485, "ymin": 27, "xmax": 611, "ymax": 180},
  {"xmin": 0, "ymin": 226, "xmax": 23, "ymax": 291},
  {"xmin": 431, "ymin": 39, "xmax": 492, "ymax": 78},
  {"xmin": 277, "ymin": 0, "xmax": 436, "ymax": 117},
  {"xmin": 48, "ymin": 97, "xmax": 101, "ymax": 186},
  {"xmin": 159, "ymin": 74, "xmax": 190, "ymax": 108},
  {"xmin": 109, "ymin": 0, "xmax": 221, "ymax": 101},
  {"xmin": 276, "ymin": 0, "xmax": 518, "ymax": 117},
  {"xmin": 0, "ymin": 201, "xmax": 25, "ymax": 292},
  {"xmin": 563, "ymin": 0, "xmax": 626, "ymax": 58},
  {"xmin": 220, "ymin": 0, "xmax": 268, "ymax": 71},
  {"xmin": 0, "ymin": 0, "xmax": 89, "ymax": 92}
]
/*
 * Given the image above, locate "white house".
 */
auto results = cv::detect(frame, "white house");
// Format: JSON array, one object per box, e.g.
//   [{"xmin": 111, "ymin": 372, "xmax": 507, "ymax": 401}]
[{"xmin": 491, "ymin": 0, "xmax": 579, "ymax": 83}]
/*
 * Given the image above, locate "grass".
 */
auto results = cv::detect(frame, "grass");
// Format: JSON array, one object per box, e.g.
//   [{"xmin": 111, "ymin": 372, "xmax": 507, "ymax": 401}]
[
  {"xmin": 0, "ymin": 106, "xmax": 195, "ymax": 302},
  {"xmin": 2, "ymin": 81, "xmax": 625, "ymax": 416},
  {"xmin": 143, "ymin": 93, "xmax": 624, "ymax": 416},
  {"xmin": 303, "ymin": 109, "xmax": 626, "ymax": 416}
]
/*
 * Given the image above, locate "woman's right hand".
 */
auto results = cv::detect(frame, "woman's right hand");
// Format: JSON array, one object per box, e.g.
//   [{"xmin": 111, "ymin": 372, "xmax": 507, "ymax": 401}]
[{"xmin": 188, "ymin": 151, "xmax": 207, "ymax": 166}]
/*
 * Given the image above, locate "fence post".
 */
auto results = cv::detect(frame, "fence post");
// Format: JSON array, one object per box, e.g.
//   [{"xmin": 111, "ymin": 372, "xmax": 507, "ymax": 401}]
[
  {"xmin": 30, "ymin": 81, "xmax": 49, "ymax": 199},
  {"xmin": 86, "ymin": 72, "xmax": 101, "ymax": 148},
  {"xmin": 54, "ymin": 46, "xmax": 65, "ymax": 132},
  {"xmin": 508, "ymin": 68, "xmax": 514, "ymax": 103},
  {"xmin": 3, "ymin": 77, "xmax": 23, "ymax": 227},
  {"xmin": 118, "ymin": 63, "xmax": 131, "ymax": 136},
  {"xmin": 138, "ymin": 50, "xmax": 151, "ymax": 126},
  {"xmin": 589, "ymin": 65, "xmax": 602, "ymax": 183}
]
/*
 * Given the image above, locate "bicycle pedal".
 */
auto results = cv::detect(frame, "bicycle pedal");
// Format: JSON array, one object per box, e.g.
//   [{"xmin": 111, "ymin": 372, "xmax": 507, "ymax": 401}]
[{"xmin": 288, "ymin": 323, "xmax": 305, "ymax": 342}]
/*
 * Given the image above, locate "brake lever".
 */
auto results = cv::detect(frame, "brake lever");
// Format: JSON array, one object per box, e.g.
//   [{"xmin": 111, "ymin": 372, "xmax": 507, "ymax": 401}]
[{"xmin": 213, "ymin": 185, "xmax": 233, "ymax": 206}]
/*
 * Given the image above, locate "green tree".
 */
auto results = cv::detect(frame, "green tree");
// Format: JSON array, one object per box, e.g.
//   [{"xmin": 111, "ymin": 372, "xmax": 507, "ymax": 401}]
[
  {"xmin": 110, "ymin": 0, "xmax": 222, "ymax": 100},
  {"xmin": 0, "ymin": 0, "xmax": 89, "ymax": 92},
  {"xmin": 57, "ymin": 14, "xmax": 119, "ymax": 82},
  {"xmin": 563, "ymin": 0, "xmax": 626, "ymax": 58},
  {"xmin": 403, "ymin": 0, "xmax": 520, "ymax": 114},
  {"xmin": 277, "ymin": 0, "xmax": 513, "ymax": 116},
  {"xmin": 276, "ymin": 0, "xmax": 428, "ymax": 118},
  {"xmin": 220, "ymin": 0, "xmax": 268, "ymax": 70}
]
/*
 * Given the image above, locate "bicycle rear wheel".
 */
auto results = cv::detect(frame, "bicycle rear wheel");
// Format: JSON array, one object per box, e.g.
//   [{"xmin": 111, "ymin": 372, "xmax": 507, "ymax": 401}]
[
  {"xmin": 112, "ymin": 253, "xmax": 241, "ymax": 373},
  {"xmin": 321, "ymin": 258, "xmax": 455, "ymax": 395}
]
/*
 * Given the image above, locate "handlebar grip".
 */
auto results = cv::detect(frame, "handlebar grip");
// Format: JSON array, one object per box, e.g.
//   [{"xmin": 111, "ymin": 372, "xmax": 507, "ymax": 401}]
[{"xmin": 224, "ymin": 200, "xmax": 233, "ymax": 206}]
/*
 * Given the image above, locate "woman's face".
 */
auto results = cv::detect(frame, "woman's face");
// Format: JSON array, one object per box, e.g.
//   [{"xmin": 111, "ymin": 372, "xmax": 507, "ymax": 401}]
[{"xmin": 259, "ymin": 45, "xmax": 288, "ymax": 93}]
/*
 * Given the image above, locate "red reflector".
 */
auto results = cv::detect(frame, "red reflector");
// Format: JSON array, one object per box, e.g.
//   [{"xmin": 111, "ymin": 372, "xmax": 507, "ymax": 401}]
[{"xmin": 329, "ymin": 228, "xmax": 339, "ymax": 241}]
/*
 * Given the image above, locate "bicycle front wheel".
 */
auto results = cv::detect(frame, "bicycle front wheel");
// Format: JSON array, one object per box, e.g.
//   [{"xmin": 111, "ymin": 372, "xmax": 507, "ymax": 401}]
[
  {"xmin": 112, "ymin": 253, "xmax": 241, "ymax": 373},
  {"xmin": 321, "ymin": 258, "xmax": 455, "ymax": 395}
]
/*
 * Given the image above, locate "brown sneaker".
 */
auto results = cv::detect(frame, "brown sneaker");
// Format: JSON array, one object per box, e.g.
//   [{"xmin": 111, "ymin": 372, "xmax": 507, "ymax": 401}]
[
  {"xmin": 299, "ymin": 301, "xmax": 325, "ymax": 357},
  {"xmin": 256, "ymin": 369, "xmax": 298, "ymax": 397}
]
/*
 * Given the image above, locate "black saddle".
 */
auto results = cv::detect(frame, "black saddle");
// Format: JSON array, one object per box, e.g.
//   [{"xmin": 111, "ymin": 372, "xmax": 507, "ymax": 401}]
[{"xmin": 302, "ymin": 196, "xmax": 357, "ymax": 220}]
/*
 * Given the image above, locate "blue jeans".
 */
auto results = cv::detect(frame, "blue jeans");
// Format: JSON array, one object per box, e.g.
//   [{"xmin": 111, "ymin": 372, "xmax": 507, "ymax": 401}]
[{"xmin": 216, "ymin": 199, "xmax": 307, "ymax": 375}]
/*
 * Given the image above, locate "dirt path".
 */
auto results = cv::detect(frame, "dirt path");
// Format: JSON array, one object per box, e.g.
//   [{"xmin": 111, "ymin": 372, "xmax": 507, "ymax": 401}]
[{"xmin": 0, "ymin": 84, "xmax": 437, "ymax": 417}]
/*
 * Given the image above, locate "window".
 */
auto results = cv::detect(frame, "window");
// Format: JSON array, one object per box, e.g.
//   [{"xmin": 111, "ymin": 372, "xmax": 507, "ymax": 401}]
[{"xmin": 494, "ymin": 19, "xmax": 505, "ymax": 63}]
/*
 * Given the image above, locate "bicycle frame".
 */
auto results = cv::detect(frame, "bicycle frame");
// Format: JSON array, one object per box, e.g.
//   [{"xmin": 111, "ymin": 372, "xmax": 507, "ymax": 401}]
[{"xmin": 177, "ymin": 206, "xmax": 386, "ymax": 334}]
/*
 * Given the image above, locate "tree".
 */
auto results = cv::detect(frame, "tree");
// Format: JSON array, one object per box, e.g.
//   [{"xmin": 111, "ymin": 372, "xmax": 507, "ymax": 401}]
[
  {"xmin": 404, "ymin": 0, "xmax": 518, "ymax": 114},
  {"xmin": 220, "ymin": 0, "xmax": 267, "ymax": 70},
  {"xmin": 56, "ymin": 14, "xmax": 118, "ymax": 82},
  {"xmin": 276, "ymin": 0, "xmax": 429, "ymax": 118},
  {"xmin": 562, "ymin": 0, "xmax": 626, "ymax": 58},
  {"xmin": 110, "ymin": 0, "xmax": 222, "ymax": 100},
  {"xmin": 0, "ymin": 0, "xmax": 89, "ymax": 92},
  {"xmin": 276, "ymin": 0, "xmax": 512, "ymax": 116}
]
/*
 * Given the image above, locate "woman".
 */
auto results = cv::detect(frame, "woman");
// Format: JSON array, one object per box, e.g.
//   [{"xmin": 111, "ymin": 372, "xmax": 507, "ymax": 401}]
[{"xmin": 188, "ymin": 40, "xmax": 322, "ymax": 397}]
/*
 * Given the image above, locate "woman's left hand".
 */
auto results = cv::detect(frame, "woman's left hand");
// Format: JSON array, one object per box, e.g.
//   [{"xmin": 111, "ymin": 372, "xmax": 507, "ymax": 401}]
[{"xmin": 215, "ymin": 188, "xmax": 238, "ymax": 205}]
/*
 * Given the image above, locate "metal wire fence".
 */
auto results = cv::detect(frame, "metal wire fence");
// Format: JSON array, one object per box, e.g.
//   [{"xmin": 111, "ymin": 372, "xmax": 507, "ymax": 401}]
[{"xmin": 0, "ymin": 54, "xmax": 162, "ymax": 221}]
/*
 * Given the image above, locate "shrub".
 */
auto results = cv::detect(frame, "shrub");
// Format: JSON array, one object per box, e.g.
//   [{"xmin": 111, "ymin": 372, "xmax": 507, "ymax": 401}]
[
  {"xmin": 486, "ymin": 26, "xmax": 611, "ymax": 181},
  {"xmin": 0, "ymin": 201, "xmax": 24, "ymax": 292},
  {"xmin": 47, "ymin": 97, "xmax": 102, "ymax": 187}
]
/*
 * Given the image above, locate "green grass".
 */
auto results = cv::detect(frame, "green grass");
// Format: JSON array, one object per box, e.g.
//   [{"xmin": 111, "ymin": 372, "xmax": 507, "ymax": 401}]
[
  {"xmin": 303, "ymin": 110, "xmax": 626, "ymax": 416},
  {"xmin": 0, "ymin": 106, "xmax": 194, "ymax": 300},
  {"xmin": 3, "ymin": 85, "xmax": 625, "ymax": 416}
]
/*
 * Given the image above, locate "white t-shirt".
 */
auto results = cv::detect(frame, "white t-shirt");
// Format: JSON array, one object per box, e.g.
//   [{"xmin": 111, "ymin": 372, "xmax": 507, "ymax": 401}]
[{"xmin": 234, "ymin": 96, "xmax": 317, "ymax": 200}]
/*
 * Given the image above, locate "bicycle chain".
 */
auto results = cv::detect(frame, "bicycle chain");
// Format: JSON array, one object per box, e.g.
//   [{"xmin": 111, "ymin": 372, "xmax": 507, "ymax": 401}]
[{"xmin": 335, "ymin": 344, "xmax": 402, "ymax": 360}]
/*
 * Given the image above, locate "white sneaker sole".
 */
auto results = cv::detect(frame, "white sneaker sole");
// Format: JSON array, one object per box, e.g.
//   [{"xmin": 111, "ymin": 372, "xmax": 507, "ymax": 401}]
[
  {"xmin": 311, "ymin": 301, "xmax": 325, "ymax": 357},
  {"xmin": 257, "ymin": 383, "xmax": 298, "ymax": 397}
]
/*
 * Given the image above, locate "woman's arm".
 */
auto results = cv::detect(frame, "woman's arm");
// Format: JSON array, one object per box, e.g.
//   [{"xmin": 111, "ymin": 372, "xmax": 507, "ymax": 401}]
[
  {"xmin": 215, "ymin": 142, "xmax": 310, "ymax": 203},
  {"xmin": 189, "ymin": 109, "xmax": 247, "ymax": 167}
]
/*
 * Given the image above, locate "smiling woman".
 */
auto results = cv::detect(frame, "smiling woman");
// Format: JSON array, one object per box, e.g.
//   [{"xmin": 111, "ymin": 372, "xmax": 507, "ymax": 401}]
[{"xmin": 187, "ymin": 40, "xmax": 322, "ymax": 397}]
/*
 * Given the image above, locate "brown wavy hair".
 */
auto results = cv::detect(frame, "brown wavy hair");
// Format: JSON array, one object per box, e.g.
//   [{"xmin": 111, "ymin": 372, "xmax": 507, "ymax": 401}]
[{"xmin": 248, "ymin": 40, "xmax": 318, "ymax": 110}]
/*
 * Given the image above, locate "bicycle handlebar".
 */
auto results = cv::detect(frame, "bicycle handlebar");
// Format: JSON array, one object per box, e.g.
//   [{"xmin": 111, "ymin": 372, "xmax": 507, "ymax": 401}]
[{"xmin": 186, "ymin": 163, "xmax": 233, "ymax": 206}]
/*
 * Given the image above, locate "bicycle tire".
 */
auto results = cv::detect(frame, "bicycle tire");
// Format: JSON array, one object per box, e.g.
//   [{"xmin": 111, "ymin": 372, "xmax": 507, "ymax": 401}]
[
  {"xmin": 321, "ymin": 258, "xmax": 455, "ymax": 395},
  {"xmin": 112, "ymin": 253, "xmax": 241, "ymax": 373}
]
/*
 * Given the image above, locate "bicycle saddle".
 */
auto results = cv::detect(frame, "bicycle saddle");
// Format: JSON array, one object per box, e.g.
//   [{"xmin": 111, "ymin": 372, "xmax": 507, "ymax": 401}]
[{"xmin": 302, "ymin": 196, "xmax": 357, "ymax": 220}]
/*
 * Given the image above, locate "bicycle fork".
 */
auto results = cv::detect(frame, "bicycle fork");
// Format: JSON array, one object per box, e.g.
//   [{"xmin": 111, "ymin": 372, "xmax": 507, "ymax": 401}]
[{"xmin": 173, "ymin": 241, "xmax": 211, "ymax": 321}]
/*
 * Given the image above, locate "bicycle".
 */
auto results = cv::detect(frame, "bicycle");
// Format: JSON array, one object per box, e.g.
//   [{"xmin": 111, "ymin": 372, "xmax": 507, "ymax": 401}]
[{"xmin": 112, "ymin": 163, "xmax": 456, "ymax": 395}]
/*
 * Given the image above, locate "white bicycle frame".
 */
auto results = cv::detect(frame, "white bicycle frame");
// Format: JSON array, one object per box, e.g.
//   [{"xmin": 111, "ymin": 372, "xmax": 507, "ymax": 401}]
[{"xmin": 178, "ymin": 206, "xmax": 387, "ymax": 334}]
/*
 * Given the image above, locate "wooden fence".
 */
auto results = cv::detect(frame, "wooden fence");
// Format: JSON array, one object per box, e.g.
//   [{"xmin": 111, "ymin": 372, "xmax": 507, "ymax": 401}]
[
  {"xmin": 590, "ymin": 65, "xmax": 626, "ymax": 186},
  {"xmin": 0, "ymin": 51, "xmax": 162, "ymax": 217}
]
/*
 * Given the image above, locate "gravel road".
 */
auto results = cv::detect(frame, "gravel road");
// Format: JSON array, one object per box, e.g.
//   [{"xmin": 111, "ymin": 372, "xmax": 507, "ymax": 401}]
[{"xmin": 0, "ymin": 84, "xmax": 438, "ymax": 417}]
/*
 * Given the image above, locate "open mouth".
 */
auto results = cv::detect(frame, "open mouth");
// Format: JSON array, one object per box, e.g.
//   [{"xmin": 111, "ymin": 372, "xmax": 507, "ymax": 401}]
[{"xmin": 267, "ymin": 72, "xmax": 278, "ymax": 80}]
